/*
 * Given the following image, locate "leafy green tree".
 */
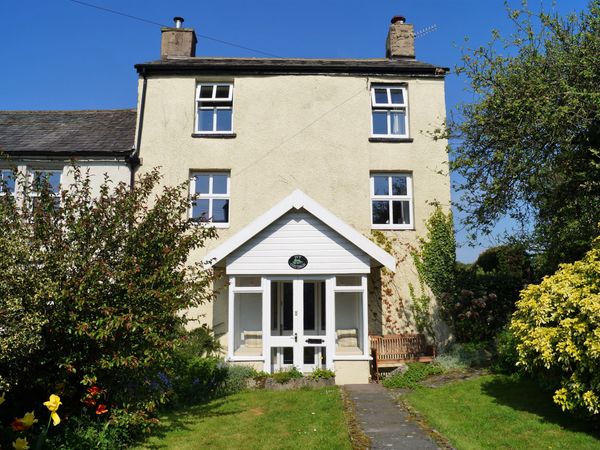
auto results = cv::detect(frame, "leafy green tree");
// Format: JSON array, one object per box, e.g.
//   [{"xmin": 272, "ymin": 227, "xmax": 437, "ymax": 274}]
[
  {"xmin": 0, "ymin": 167, "xmax": 216, "ymax": 432},
  {"xmin": 449, "ymin": 0, "xmax": 600, "ymax": 273}
]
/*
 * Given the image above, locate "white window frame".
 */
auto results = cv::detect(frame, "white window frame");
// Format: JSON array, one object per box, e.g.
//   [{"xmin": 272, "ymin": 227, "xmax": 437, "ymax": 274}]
[
  {"xmin": 370, "ymin": 85, "xmax": 409, "ymax": 138},
  {"xmin": 370, "ymin": 172, "xmax": 414, "ymax": 230},
  {"xmin": 189, "ymin": 171, "xmax": 230, "ymax": 228},
  {"xmin": 195, "ymin": 83, "xmax": 234, "ymax": 134},
  {"xmin": 29, "ymin": 169, "xmax": 62, "ymax": 210}
]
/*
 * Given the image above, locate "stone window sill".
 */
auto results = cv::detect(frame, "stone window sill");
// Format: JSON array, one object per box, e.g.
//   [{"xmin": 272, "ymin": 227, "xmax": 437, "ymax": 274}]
[
  {"xmin": 369, "ymin": 137, "xmax": 413, "ymax": 143},
  {"xmin": 191, "ymin": 133, "xmax": 237, "ymax": 139}
]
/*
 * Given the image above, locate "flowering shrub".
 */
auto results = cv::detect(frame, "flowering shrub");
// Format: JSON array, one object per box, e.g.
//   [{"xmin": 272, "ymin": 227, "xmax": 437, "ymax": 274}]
[
  {"xmin": 511, "ymin": 236, "xmax": 600, "ymax": 416},
  {"xmin": 0, "ymin": 166, "xmax": 217, "ymax": 439}
]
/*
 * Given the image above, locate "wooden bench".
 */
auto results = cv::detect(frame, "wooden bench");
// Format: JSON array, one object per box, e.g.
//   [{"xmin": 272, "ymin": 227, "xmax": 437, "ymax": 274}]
[{"xmin": 370, "ymin": 334, "xmax": 436, "ymax": 380}]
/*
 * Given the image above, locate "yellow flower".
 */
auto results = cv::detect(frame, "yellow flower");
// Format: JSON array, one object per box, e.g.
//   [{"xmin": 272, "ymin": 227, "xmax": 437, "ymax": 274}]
[
  {"xmin": 13, "ymin": 437, "xmax": 29, "ymax": 450},
  {"xmin": 20, "ymin": 411, "xmax": 38, "ymax": 428},
  {"xmin": 43, "ymin": 394, "xmax": 62, "ymax": 426},
  {"xmin": 43, "ymin": 394, "xmax": 61, "ymax": 412},
  {"xmin": 0, "ymin": 392, "xmax": 5, "ymax": 406},
  {"xmin": 50, "ymin": 410, "xmax": 61, "ymax": 426}
]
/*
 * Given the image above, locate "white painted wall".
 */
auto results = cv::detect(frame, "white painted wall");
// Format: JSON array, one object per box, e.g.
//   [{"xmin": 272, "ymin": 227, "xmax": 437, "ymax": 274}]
[{"xmin": 227, "ymin": 209, "xmax": 370, "ymax": 275}]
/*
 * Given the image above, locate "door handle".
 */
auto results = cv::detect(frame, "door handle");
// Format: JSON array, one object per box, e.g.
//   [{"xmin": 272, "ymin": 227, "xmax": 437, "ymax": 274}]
[{"xmin": 294, "ymin": 333, "xmax": 298, "ymax": 343}]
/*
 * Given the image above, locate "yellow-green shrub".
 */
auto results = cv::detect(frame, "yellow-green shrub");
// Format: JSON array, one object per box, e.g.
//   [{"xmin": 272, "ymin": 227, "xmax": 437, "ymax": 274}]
[{"xmin": 510, "ymin": 237, "xmax": 600, "ymax": 416}]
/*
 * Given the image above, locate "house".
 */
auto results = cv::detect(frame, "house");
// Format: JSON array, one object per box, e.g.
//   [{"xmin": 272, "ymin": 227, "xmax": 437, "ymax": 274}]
[
  {"xmin": 0, "ymin": 109, "xmax": 137, "ymax": 198},
  {"xmin": 133, "ymin": 15, "xmax": 450, "ymax": 384}
]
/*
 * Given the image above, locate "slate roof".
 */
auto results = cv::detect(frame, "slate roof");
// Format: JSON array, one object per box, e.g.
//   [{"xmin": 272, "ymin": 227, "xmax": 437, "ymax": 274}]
[
  {"xmin": 135, "ymin": 57, "xmax": 448, "ymax": 77},
  {"xmin": 0, "ymin": 109, "xmax": 136, "ymax": 157}
]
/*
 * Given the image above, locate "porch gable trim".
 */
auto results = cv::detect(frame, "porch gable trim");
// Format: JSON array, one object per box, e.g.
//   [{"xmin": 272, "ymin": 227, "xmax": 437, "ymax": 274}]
[{"xmin": 205, "ymin": 189, "xmax": 396, "ymax": 272}]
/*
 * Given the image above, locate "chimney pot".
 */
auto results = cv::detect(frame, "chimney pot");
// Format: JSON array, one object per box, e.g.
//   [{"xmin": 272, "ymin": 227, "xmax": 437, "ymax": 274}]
[
  {"xmin": 173, "ymin": 16, "xmax": 184, "ymax": 28},
  {"xmin": 386, "ymin": 15, "xmax": 415, "ymax": 59}
]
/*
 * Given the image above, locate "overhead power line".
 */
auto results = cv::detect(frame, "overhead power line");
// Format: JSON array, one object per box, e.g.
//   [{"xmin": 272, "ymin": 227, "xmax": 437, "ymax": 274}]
[{"xmin": 65, "ymin": 0, "xmax": 281, "ymax": 57}]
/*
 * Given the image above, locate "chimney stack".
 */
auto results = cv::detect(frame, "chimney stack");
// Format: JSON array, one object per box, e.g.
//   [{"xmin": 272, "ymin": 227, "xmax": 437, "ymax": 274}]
[
  {"xmin": 161, "ymin": 17, "xmax": 197, "ymax": 59},
  {"xmin": 386, "ymin": 16, "xmax": 415, "ymax": 59}
]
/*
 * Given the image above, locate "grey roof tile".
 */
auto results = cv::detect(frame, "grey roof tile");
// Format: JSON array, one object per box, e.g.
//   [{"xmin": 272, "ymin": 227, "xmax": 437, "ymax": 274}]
[{"xmin": 0, "ymin": 109, "xmax": 136, "ymax": 157}]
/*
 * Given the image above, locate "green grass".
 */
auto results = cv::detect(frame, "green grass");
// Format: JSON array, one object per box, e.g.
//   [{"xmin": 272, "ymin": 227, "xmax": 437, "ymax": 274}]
[
  {"xmin": 405, "ymin": 374, "xmax": 600, "ymax": 450},
  {"xmin": 134, "ymin": 387, "xmax": 351, "ymax": 450}
]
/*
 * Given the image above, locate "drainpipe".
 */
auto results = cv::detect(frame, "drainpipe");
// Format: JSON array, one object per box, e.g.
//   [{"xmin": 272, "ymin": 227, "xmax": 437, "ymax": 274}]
[{"xmin": 128, "ymin": 68, "xmax": 148, "ymax": 190}]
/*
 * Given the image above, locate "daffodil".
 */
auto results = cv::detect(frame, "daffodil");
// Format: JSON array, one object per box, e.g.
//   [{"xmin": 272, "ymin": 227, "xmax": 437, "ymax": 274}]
[
  {"xmin": 20, "ymin": 411, "xmax": 38, "ymax": 428},
  {"xmin": 43, "ymin": 394, "xmax": 61, "ymax": 426},
  {"xmin": 0, "ymin": 391, "xmax": 5, "ymax": 406},
  {"xmin": 12, "ymin": 437, "xmax": 29, "ymax": 450}
]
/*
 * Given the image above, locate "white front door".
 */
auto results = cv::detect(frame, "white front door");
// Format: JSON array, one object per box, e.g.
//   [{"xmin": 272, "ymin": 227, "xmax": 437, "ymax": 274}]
[{"xmin": 268, "ymin": 277, "xmax": 332, "ymax": 373}]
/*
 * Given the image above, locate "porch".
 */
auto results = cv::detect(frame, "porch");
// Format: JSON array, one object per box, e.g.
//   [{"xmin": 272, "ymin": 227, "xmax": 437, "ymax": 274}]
[
  {"xmin": 205, "ymin": 190, "xmax": 396, "ymax": 384},
  {"xmin": 228, "ymin": 275, "xmax": 370, "ymax": 381}
]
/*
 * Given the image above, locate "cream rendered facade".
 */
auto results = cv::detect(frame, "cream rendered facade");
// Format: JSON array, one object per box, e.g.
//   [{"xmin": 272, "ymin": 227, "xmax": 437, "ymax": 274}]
[{"xmin": 134, "ymin": 21, "xmax": 450, "ymax": 384}]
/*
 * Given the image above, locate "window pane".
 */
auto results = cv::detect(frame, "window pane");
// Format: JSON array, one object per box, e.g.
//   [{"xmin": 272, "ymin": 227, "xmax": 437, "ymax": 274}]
[
  {"xmin": 199, "ymin": 108, "xmax": 214, "ymax": 131},
  {"xmin": 192, "ymin": 199, "xmax": 210, "ymax": 220},
  {"xmin": 372, "ymin": 111, "xmax": 388, "ymax": 135},
  {"xmin": 212, "ymin": 199, "xmax": 229, "ymax": 223},
  {"xmin": 336, "ymin": 276, "xmax": 362, "ymax": 287},
  {"xmin": 390, "ymin": 110, "xmax": 406, "ymax": 135},
  {"xmin": 199, "ymin": 85, "xmax": 213, "ymax": 98},
  {"xmin": 373, "ymin": 175, "xmax": 389, "ymax": 195},
  {"xmin": 233, "ymin": 292, "xmax": 262, "ymax": 357},
  {"xmin": 390, "ymin": 89, "xmax": 404, "ymax": 105},
  {"xmin": 1, "ymin": 170, "xmax": 15, "ymax": 193},
  {"xmin": 216, "ymin": 108, "xmax": 232, "ymax": 132},
  {"xmin": 215, "ymin": 85, "xmax": 230, "ymax": 98},
  {"xmin": 212, "ymin": 174, "xmax": 228, "ymax": 194},
  {"xmin": 34, "ymin": 171, "xmax": 61, "ymax": 194},
  {"xmin": 392, "ymin": 200, "xmax": 411, "ymax": 224},
  {"xmin": 335, "ymin": 291, "xmax": 364, "ymax": 355},
  {"xmin": 236, "ymin": 277, "xmax": 261, "ymax": 287},
  {"xmin": 372, "ymin": 200, "xmax": 390, "ymax": 224},
  {"xmin": 194, "ymin": 174, "xmax": 210, "ymax": 194},
  {"xmin": 391, "ymin": 176, "xmax": 407, "ymax": 196},
  {"xmin": 374, "ymin": 88, "xmax": 388, "ymax": 104},
  {"xmin": 48, "ymin": 172, "xmax": 61, "ymax": 194},
  {"xmin": 303, "ymin": 283, "xmax": 315, "ymax": 332}
]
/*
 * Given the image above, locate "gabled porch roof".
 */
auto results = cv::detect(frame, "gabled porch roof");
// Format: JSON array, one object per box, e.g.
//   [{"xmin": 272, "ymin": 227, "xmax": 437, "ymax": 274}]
[{"xmin": 205, "ymin": 190, "xmax": 396, "ymax": 272}]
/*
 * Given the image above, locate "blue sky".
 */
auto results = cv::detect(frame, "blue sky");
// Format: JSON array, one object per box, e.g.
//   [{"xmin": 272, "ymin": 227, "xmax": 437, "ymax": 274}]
[{"xmin": 0, "ymin": 0, "xmax": 590, "ymax": 261}]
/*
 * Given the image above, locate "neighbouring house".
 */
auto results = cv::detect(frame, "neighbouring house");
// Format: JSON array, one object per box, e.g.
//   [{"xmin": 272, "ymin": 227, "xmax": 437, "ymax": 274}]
[
  {"xmin": 0, "ymin": 109, "xmax": 137, "ymax": 199},
  {"xmin": 133, "ymin": 15, "xmax": 450, "ymax": 384}
]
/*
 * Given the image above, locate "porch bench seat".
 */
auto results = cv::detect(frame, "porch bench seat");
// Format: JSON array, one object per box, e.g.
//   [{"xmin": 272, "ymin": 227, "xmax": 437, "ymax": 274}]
[
  {"xmin": 369, "ymin": 334, "xmax": 436, "ymax": 380},
  {"xmin": 335, "ymin": 346, "xmax": 363, "ymax": 355}
]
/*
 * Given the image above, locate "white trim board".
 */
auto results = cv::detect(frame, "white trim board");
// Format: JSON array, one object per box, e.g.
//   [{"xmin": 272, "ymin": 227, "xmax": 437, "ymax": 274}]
[{"xmin": 205, "ymin": 189, "xmax": 395, "ymax": 272}]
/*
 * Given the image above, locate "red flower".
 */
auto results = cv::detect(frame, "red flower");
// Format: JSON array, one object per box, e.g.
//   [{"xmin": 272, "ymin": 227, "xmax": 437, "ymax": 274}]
[
  {"xmin": 82, "ymin": 397, "xmax": 96, "ymax": 407},
  {"xmin": 11, "ymin": 419, "xmax": 30, "ymax": 431},
  {"xmin": 95, "ymin": 404, "xmax": 109, "ymax": 415},
  {"xmin": 87, "ymin": 386, "xmax": 102, "ymax": 397}
]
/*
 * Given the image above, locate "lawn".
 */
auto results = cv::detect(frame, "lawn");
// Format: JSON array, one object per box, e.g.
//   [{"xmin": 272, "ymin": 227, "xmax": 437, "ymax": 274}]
[
  {"xmin": 404, "ymin": 374, "xmax": 600, "ymax": 450},
  {"xmin": 135, "ymin": 387, "xmax": 352, "ymax": 450}
]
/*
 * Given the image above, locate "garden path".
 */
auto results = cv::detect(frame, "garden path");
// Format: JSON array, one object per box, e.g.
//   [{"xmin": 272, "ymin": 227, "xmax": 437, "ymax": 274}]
[{"xmin": 344, "ymin": 384, "xmax": 443, "ymax": 450}]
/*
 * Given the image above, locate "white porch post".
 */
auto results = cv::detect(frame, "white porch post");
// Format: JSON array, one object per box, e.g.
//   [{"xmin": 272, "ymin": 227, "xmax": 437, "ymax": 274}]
[
  {"xmin": 262, "ymin": 277, "xmax": 271, "ymax": 372},
  {"xmin": 292, "ymin": 278, "xmax": 303, "ymax": 370},
  {"xmin": 325, "ymin": 276, "xmax": 335, "ymax": 370},
  {"xmin": 227, "ymin": 276, "xmax": 235, "ymax": 360},
  {"xmin": 362, "ymin": 275, "xmax": 369, "ymax": 356}
]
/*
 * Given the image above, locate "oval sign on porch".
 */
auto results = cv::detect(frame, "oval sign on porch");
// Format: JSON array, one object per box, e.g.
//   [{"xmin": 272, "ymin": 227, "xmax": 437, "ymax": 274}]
[{"xmin": 288, "ymin": 254, "xmax": 308, "ymax": 270}]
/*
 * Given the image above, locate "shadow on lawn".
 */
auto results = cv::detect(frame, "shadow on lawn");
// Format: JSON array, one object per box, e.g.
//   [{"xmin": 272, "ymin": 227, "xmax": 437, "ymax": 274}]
[
  {"xmin": 481, "ymin": 376, "xmax": 600, "ymax": 438},
  {"xmin": 141, "ymin": 397, "xmax": 243, "ymax": 449}
]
